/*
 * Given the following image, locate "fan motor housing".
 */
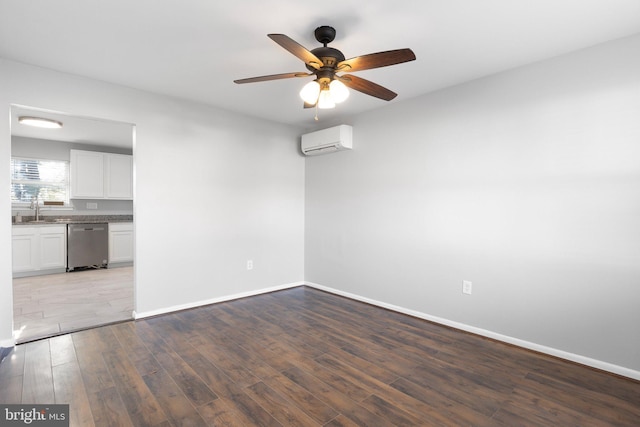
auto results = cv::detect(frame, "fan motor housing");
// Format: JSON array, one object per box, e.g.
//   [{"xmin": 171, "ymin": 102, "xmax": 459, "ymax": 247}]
[{"xmin": 306, "ymin": 47, "xmax": 345, "ymax": 72}]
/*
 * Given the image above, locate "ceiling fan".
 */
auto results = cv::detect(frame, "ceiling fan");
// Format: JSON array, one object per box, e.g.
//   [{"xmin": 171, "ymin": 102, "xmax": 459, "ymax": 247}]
[{"xmin": 234, "ymin": 26, "xmax": 416, "ymax": 111}]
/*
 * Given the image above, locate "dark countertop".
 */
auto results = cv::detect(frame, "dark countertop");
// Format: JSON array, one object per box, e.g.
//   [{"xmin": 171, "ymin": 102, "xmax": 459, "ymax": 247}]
[{"xmin": 13, "ymin": 215, "xmax": 133, "ymax": 225}]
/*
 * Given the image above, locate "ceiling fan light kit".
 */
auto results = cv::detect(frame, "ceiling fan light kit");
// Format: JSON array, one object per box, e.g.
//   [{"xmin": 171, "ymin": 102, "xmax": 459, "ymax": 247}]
[
  {"xmin": 329, "ymin": 79, "xmax": 349, "ymax": 103},
  {"xmin": 300, "ymin": 79, "xmax": 349, "ymax": 108},
  {"xmin": 235, "ymin": 26, "xmax": 415, "ymax": 117},
  {"xmin": 300, "ymin": 80, "xmax": 321, "ymax": 104},
  {"xmin": 317, "ymin": 87, "xmax": 335, "ymax": 109}
]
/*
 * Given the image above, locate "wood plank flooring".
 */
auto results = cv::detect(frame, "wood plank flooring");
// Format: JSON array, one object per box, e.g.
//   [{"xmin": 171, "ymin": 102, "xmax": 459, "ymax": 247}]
[
  {"xmin": 1, "ymin": 286, "xmax": 638, "ymax": 426},
  {"xmin": 12, "ymin": 267, "xmax": 134, "ymax": 343}
]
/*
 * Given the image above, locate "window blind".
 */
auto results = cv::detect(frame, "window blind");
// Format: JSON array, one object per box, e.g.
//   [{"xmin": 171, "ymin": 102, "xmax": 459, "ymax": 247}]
[{"xmin": 11, "ymin": 157, "xmax": 69, "ymax": 204}]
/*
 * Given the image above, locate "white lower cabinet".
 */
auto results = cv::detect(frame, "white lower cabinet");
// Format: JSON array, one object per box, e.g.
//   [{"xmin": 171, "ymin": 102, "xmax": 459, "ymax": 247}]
[
  {"xmin": 39, "ymin": 227, "xmax": 67, "ymax": 269},
  {"xmin": 12, "ymin": 225, "xmax": 67, "ymax": 277},
  {"xmin": 109, "ymin": 222, "xmax": 134, "ymax": 265},
  {"xmin": 12, "ymin": 228, "xmax": 38, "ymax": 273}
]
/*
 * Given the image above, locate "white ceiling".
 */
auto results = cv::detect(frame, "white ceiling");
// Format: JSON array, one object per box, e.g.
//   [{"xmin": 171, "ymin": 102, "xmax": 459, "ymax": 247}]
[
  {"xmin": 10, "ymin": 106, "xmax": 134, "ymax": 148},
  {"xmin": 1, "ymin": 0, "xmax": 640, "ymax": 130}
]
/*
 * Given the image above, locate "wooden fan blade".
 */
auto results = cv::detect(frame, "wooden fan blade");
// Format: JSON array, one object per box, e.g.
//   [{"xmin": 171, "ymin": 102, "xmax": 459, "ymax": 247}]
[
  {"xmin": 234, "ymin": 72, "xmax": 311, "ymax": 84},
  {"xmin": 303, "ymin": 101, "xmax": 316, "ymax": 109},
  {"xmin": 337, "ymin": 48, "xmax": 416, "ymax": 73},
  {"xmin": 336, "ymin": 74, "xmax": 397, "ymax": 101},
  {"xmin": 268, "ymin": 34, "xmax": 324, "ymax": 69}
]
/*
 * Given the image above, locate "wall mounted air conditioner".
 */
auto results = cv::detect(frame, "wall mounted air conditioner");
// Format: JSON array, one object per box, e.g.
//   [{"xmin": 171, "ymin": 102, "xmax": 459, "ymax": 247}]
[{"xmin": 301, "ymin": 124, "xmax": 353, "ymax": 156}]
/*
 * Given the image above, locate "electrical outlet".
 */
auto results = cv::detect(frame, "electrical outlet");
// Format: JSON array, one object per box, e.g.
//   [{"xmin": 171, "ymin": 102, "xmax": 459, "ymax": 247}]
[
  {"xmin": 462, "ymin": 280, "xmax": 472, "ymax": 295},
  {"xmin": 86, "ymin": 202, "xmax": 98, "ymax": 209},
  {"xmin": 246, "ymin": 260, "xmax": 253, "ymax": 270}
]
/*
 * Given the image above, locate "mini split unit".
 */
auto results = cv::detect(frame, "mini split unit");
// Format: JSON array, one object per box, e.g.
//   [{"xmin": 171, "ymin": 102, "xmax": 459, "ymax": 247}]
[{"xmin": 301, "ymin": 124, "xmax": 353, "ymax": 156}]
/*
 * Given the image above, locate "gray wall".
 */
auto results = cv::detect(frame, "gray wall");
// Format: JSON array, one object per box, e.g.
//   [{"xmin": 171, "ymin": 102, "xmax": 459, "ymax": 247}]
[
  {"xmin": 0, "ymin": 58, "xmax": 305, "ymax": 347},
  {"xmin": 305, "ymin": 34, "xmax": 640, "ymax": 373},
  {"xmin": 1, "ymin": 34, "xmax": 638, "ymax": 378}
]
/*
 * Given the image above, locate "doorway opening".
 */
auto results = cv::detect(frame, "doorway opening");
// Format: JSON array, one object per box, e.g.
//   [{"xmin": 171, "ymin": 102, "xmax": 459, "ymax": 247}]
[{"xmin": 10, "ymin": 105, "xmax": 136, "ymax": 343}]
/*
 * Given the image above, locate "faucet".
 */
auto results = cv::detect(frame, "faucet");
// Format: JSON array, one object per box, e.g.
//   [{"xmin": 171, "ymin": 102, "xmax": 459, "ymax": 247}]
[{"xmin": 29, "ymin": 196, "xmax": 41, "ymax": 221}]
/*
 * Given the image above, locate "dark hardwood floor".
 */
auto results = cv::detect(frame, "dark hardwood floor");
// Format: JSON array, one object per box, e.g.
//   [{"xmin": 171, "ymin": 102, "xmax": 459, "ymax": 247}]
[{"xmin": 1, "ymin": 286, "xmax": 638, "ymax": 426}]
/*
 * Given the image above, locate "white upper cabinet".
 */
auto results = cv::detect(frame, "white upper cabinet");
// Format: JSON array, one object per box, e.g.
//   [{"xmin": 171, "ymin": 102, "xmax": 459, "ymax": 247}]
[
  {"xmin": 70, "ymin": 149, "xmax": 133, "ymax": 200},
  {"xmin": 106, "ymin": 154, "xmax": 133, "ymax": 199},
  {"xmin": 70, "ymin": 149, "xmax": 104, "ymax": 198}
]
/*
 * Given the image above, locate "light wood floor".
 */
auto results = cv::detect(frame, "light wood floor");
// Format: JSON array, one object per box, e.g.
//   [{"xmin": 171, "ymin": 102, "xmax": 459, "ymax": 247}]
[
  {"xmin": 12, "ymin": 266, "xmax": 134, "ymax": 343},
  {"xmin": 1, "ymin": 286, "xmax": 638, "ymax": 426}
]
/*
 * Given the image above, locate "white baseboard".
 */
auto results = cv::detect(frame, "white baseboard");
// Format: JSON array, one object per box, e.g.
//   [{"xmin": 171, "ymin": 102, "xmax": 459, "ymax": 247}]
[
  {"xmin": 305, "ymin": 282, "xmax": 640, "ymax": 382},
  {"xmin": 134, "ymin": 281, "xmax": 305, "ymax": 319}
]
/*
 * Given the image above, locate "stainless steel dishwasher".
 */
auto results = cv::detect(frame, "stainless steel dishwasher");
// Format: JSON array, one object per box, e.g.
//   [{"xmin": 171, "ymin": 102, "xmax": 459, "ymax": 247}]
[{"xmin": 67, "ymin": 223, "xmax": 109, "ymax": 271}]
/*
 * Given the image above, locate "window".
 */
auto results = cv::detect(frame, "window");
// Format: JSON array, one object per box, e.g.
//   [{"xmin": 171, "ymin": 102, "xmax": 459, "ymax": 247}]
[{"xmin": 11, "ymin": 157, "xmax": 69, "ymax": 205}]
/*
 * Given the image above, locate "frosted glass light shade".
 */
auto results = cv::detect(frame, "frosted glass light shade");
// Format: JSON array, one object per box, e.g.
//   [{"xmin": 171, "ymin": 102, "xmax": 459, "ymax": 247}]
[
  {"xmin": 317, "ymin": 89, "xmax": 335, "ymax": 109},
  {"xmin": 300, "ymin": 81, "xmax": 320, "ymax": 104},
  {"xmin": 18, "ymin": 116, "xmax": 63, "ymax": 129},
  {"xmin": 329, "ymin": 80, "xmax": 349, "ymax": 103}
]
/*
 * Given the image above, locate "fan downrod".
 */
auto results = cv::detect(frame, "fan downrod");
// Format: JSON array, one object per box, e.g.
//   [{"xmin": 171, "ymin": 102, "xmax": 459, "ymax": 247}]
[{"xmin": 314, "ymin": 26, "xmax": 336, "ymax": 46}]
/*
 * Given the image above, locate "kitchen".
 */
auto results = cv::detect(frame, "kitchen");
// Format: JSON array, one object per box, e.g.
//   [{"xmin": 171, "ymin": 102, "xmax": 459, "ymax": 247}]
[{"xmin": 10, "ymin": 107, "xmax": 135, "ymax": 343}]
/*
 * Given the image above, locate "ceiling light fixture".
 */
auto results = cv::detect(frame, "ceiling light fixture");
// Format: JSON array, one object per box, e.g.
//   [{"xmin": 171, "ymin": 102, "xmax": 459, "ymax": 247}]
[
  {"xmin": 18, "ymin": 116, "xmax": 63, "ymax": 129},
  {"xmin": 329, "ymin": 80, "xmax": 349, "ymax": 103},
  {"xmin": 299, "ymin": 78, "xmax": 349, "ymax": 109},
  {"xmin": 300, "ymin": 81, "xmax": 321, "ymax": 104},
  {"xmin": 317, "ymin": 87, "xmax": 336, "ymax": 109},
  {"xmin": 235, "ymin": 25, "xmax": 415, "ymax": 119}
]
